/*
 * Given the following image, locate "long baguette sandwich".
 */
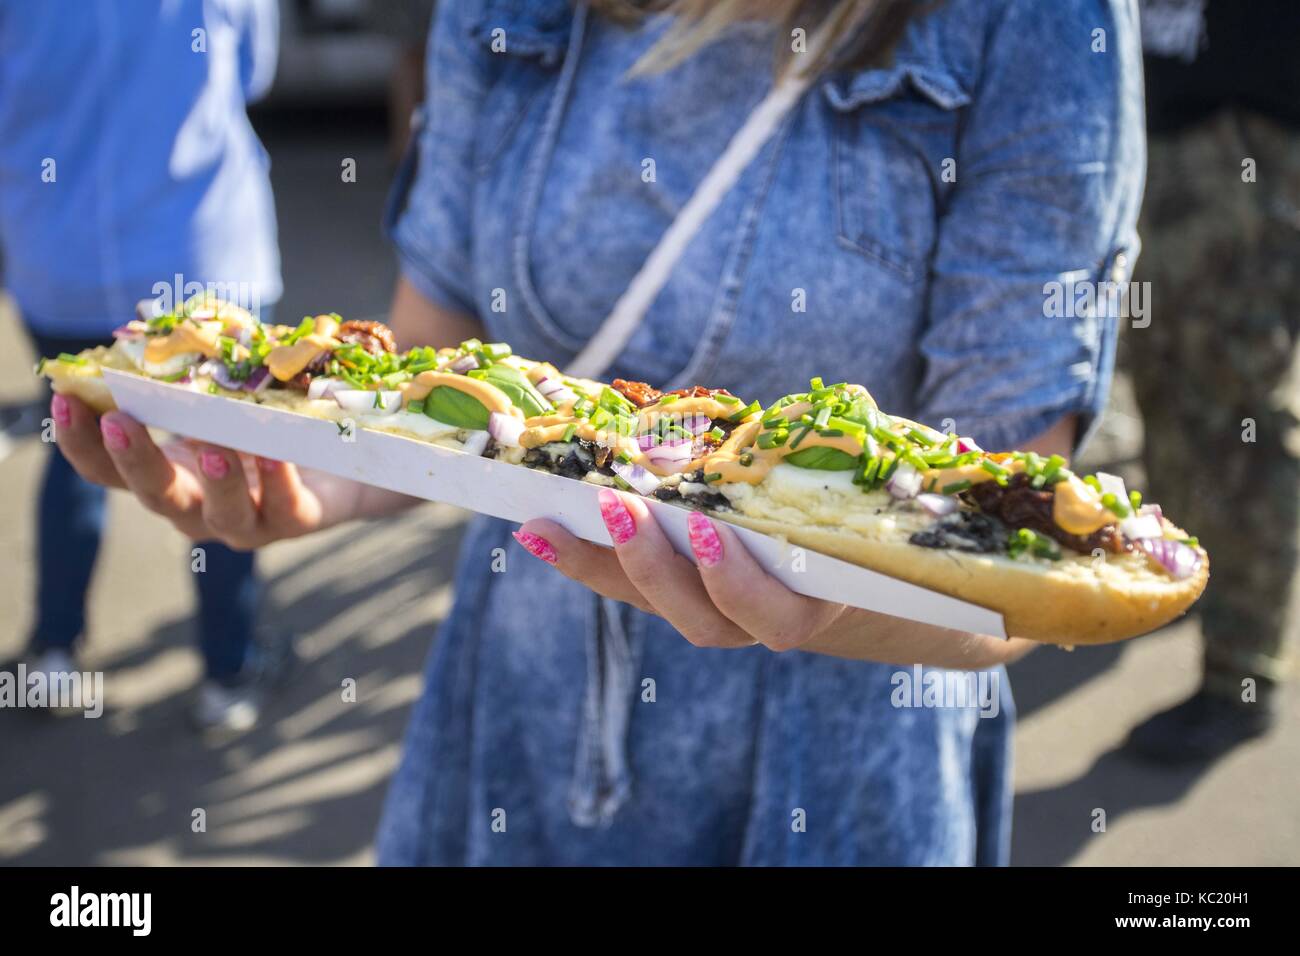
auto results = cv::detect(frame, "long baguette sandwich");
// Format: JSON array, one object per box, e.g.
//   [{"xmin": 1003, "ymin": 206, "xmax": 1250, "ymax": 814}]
[{"xmin": 40, "ymin": 297, "xmax": 1207, "ymax": 644}]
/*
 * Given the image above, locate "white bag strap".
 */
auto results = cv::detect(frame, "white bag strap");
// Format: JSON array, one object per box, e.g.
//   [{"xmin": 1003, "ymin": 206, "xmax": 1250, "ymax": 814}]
[{"xmin": 566, "ymin": 8, "xmax": 864, "ymax": 379}]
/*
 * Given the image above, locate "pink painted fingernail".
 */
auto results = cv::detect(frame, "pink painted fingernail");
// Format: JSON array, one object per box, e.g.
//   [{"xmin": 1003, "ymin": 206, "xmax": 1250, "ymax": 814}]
[
  {"xmin": 598, "ymin": 488, "xmax": 637, "ymax": 545},
  {"xmin": 687, "ymin": 512, "xmax": 724, "ymax": 567},
  {"xmin": 200, "ymin": 450, "xmax": 230, "ymax": 480},
  {"xmin": 51, "ymin": 394, "xmax": 71, "ymax": 427},
  {"xmin": 101, "ymin": 416, "xmax": 129, "ymax": 451},
  {"xmin": 513, "ymin": 530, "xmax": 557, "ymax": 564},
  {"xmin": 256, "ymin": 456, "xmax": 281, "ymax": 474}
]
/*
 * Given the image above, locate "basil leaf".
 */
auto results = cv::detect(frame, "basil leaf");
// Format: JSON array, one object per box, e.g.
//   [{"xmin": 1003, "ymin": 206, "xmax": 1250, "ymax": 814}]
[
  {"xmin": 424, "ymin": 386, "xmax": 490, "ymax": 430},
  {"xmin": 784, "ymin": 446, "xmax": 859, "ymax": 471},
  {"xmin": 482, "ymin": 364, "xmax": 552, "ymax": 418}
]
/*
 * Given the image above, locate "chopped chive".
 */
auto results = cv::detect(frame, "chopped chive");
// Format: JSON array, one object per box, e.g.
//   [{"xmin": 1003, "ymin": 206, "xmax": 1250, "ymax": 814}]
[
  {"xmin": 809, "ymin": 376, "xmax": 824, "ymax": 391},
  {"xmin": 702, "ymin": 472, "xmax": 723, "ymax": 483},
  {"xmin": 942, "ymin": 479, "xmax": 973, "ymax": 495},
  {"xmin": 715, "ymin": 393, "xmax": 741, "ymax": 405},
  {"xmin": 1129, "ymin": 489, "xmax": 1142, "ymax": 510},
  {"xmin": 562, "ymin": 423, "xmax": 577, "ymax": 441},
  {"xmin": 729, "ymin": 400, "xmax": 761, "ymax": 421},
  {"xmin": 708, "ymin": 426, "xmax": 725, "ymax": 440},
  {"xmin": 788, "ymin": 425, "xmax": 813, "ymax": 450},
  {"xmin": 407, "ymin": 399, "xmax": 425, "ymax": 415},
  {"xmin": 657, "ymin": 393, "xmax": 678, "ymax": 405},
  {"xmin": 1100, "ymin": 492, "xmax": 1130, "ymax": 517}
]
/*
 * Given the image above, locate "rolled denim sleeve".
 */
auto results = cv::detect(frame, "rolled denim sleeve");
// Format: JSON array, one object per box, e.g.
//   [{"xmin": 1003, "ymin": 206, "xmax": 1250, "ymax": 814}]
[
  {"xmin": 237, "ymin": 0, "xmax": 279, "ymax": 103},
  {"xmin": 385, "ymin": 0, "xmax": 491, "ymax": 317},
  {"xmin": 914, "ymin": 0, "xmax": 1146, "ymax": 454}
]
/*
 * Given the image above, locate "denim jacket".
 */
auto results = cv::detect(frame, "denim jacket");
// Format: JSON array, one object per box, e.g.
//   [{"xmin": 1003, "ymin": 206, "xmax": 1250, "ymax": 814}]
[{"xmin": 376, "ymin": 0, "xmax": 1145, "ymax": 865}]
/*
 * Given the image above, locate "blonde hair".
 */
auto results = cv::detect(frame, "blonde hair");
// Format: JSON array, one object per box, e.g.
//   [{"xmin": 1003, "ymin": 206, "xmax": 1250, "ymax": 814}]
[{"xmin": 585, "ymin": 0, "xmax": 932, "ymax": 77}]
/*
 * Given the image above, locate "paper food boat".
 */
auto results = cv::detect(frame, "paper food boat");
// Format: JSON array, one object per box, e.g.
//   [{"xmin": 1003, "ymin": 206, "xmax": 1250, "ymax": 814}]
[{"xmin": 103, "ymin": 369, "xmax": 1007, "ymax": 639}]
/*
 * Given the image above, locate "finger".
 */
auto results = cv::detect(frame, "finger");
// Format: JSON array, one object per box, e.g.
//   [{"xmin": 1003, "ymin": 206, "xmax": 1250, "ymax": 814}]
[
  {"xmin": 50, "ymin": 394, "xmax": 126, "ymax": 489},
  {"xmin": 597, "ymin": 489, "xmax": 754, "ymax": 648},
  {"xmin": 687, "ymin": 512, "xmax": 844, "ymax": 652},
  {"xmin": 255, "ymin": 457, "xmax": 324, "ymax": 539},
  {"xmin": 514, "ymin": 519, "xmax": 654, "ymax": 613},
  {"xmin": 100, "ymin": 411, "xmax": 208, "ymax": 535},
  {"xmin": 191, "ymin": 443, "xmax": 262, "ymax": 549}
]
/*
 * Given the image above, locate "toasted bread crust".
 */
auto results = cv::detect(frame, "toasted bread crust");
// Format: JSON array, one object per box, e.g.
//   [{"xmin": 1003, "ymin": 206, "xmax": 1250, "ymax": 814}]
[{"xmin": 709, "ymin": 509, "xmax": 1209, "ymax": 644}]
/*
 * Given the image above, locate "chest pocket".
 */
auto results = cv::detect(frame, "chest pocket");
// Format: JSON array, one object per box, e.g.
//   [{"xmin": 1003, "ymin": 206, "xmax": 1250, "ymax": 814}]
[
  {"xmin": 822, "ymin": 64, "xmax": 970, "ymax": 282},
  {"xmin": 467, "ymin": 0, "xmax": 573, "ymax": 173}
]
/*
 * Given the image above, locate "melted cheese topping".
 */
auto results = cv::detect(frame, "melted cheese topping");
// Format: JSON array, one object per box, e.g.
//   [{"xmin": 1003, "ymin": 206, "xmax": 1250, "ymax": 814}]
[
  {"xmin": 143, "ymin": 321, "xmax": 225, "ymax": 364},
  {"xmin": 264, "ymin": 315, "xmax": 342, "ymax": 382},
  {"xmin": 1052, "ymin": 474, "xmax": 1116, "ymax": 535}
]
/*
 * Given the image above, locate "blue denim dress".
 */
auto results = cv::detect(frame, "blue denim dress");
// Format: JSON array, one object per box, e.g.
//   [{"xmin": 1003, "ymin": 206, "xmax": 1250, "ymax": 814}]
[{"xmin": 376, "ymin": 0, "xmax": 1145, "ymax": 865}]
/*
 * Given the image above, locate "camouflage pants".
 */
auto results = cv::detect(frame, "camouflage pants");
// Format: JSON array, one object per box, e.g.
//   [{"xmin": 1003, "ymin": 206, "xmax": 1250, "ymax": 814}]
[{"xmin": 1128, "ymin": 109, "xmax": 1300, "ymax": 695}]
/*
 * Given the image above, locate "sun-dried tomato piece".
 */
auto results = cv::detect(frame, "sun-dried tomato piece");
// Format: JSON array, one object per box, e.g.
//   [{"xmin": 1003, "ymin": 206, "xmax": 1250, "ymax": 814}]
[
  {"xmin": 664, "ymin": 385, "xmax": 735, "ymax": 400},
  {"xmin": 337, "ymin": 319, "xmax": 397, "ymax": 355},
  {"xmin": 611, "ymin": 378, "xmax": 662, "ymax": 408}
]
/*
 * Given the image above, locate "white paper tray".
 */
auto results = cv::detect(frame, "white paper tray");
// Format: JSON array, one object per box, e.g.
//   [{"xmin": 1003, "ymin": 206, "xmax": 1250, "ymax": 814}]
[{"xmin": 103, "ymin": 369, "xmax": 1006, "ymax": 638}]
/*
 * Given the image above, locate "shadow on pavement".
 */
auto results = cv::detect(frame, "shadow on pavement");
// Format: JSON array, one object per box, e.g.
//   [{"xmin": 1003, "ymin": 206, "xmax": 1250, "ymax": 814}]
[{"xmin": 0, "ymin": 513, "xmax": 463, "ymax": 865}]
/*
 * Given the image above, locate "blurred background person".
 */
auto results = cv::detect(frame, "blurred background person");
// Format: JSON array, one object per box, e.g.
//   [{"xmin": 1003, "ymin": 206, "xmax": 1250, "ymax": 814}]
[
  {"xmin": 1126, "ymin": 0, "xmax": 1300, "ymax": 762},
  {"xmin": 0, "ymin": 0, "xmax": 289, "ymax": 732}
]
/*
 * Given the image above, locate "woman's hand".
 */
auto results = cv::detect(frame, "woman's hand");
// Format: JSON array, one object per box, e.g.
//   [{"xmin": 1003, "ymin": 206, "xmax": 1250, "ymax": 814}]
[
  {"xmin": 50, "ymin": 393, "xmax": 414, "ymax": 549},
  {"xmin": 515, "ymin": 488, "xmax": 1035, "ymax": 670}
]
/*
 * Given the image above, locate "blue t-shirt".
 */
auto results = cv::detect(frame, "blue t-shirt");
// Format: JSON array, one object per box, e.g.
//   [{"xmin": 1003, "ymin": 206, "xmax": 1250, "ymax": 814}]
[{"xmin": 0, "ymin": 0, "xmax": 282, "ymax": 335}]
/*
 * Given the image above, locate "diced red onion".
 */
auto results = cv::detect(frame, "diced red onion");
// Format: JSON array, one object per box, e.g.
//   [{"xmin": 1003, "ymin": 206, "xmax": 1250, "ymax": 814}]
[
  {"xmin": 207, "ymin": 362, "xmax": 244, "ymax": 392},
  {"xmin": 644, "ymin": 440, "xmax": 694, "ymax": 469},
  {"xmin": 886, "ymin": 461, "xmax": 923, "ymax": 499},
  {"xmin": 1119, "ymin": 513, "xmax": 1163, "ymax": 540},
  {"xmin": 307, "ymin": 377, "xmax": 345, "ymax": 401},
  {"xmin": 682, "ymin": 414, "xmax": 712, "ymax": 435},
  {"xmin": 449, "ymin": 355, "xmax": 479, "ymax": 373},
  {"xmin": 244, "ymin": 366, "xmax": 272, "ymax": 394},
  {"xmin": 1139, "ymin": 503, "xmax": 1164, "ymax": 523},
  {"xmin": 460, "ymin": 430, "xmax": 490, "ymax": 457},
  {"xmin": 488, "ymin": 411, "xmax": 525, "ymax": 448},
  {"xmin": 1096, "ymin": 471, "xmax": 1128, "ymax": 503},
  {"xmin": 536, "ymin": 378, "xmax": 577, "ymax": 404},
  {"xmin": 1138, "ymin": 537, "xmax": 1201, "ymax": 580},
  {"xmin": 915, "ymin": 492, "xmax": 958, "ymax": 517},
  {"xmin": 111, "ymin": 324, "xmax": 145, "ymax": 341},
  {"xmin": 334, "ymin": 389, "xmax": 401, "ymax": 415},
  {"xmin": 135, "ymin": 298, "xmax": 160, "ymax": 323},
  {"xmin": 611, "ymin": 460, "xmax": 662, "ymax": 496},
  {"xmin": 956, "ymin": 437, "xmax": 982, "ymax": 454}
]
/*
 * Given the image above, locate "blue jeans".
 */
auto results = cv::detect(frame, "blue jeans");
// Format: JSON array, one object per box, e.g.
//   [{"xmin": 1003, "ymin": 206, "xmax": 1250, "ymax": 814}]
[{"xmin": 29, "ymin": 330, "xmax": 261, "ymax": 684}]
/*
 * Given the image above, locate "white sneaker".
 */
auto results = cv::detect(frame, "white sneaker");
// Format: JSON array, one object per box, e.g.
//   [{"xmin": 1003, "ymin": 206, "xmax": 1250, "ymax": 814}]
[
  {"xmin": 28, "ymin": 648, "xmax": 77, "ymax": 681},
  {"xmin": 191, "ymin": 681, "xmax": 260, "ymax": 734},
  {"xmin": 25, "ymin": 649, "xmax": 82, "ymax": 715}
]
